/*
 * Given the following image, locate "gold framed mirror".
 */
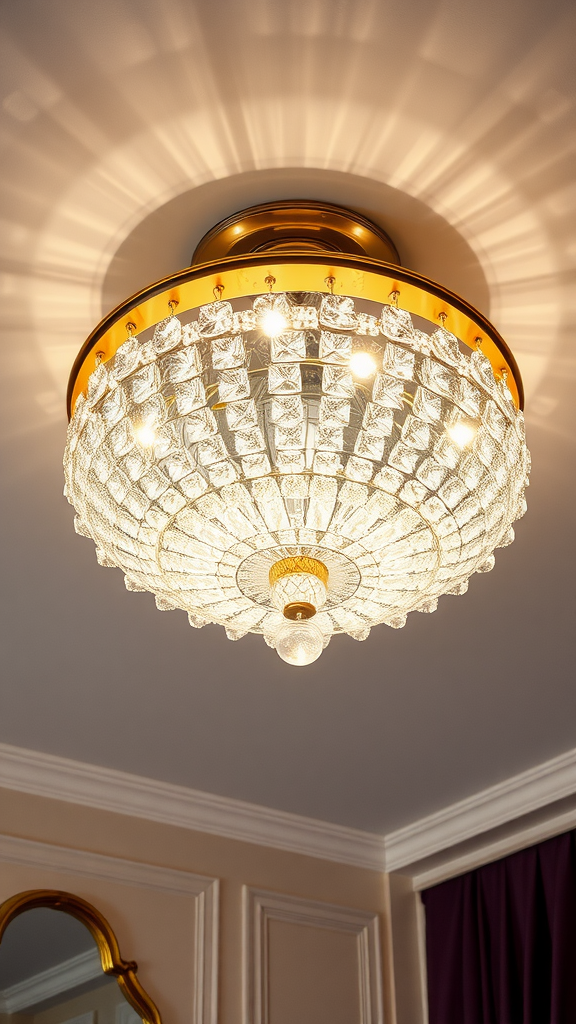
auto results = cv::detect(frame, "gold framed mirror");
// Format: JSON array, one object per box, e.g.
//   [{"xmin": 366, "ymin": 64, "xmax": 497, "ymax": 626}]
[{"xmin": 0, "ymin": 890, "xmax": 162, "ymax": 1024}]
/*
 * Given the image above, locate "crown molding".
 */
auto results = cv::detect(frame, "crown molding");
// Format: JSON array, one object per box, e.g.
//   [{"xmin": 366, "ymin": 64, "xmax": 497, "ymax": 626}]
[
  {"xmin": 1, "ymin": 742, "xmax": 574, "ymax": 881},
  {"xmin": 0, "ymin": 742, "xmax": 385, "ymax": 872},
  {"xmin": 411, "ymin": 801, "xmax": 576, "ymax": 890},
  {"xmin": 0, "ymin": 947, "xmax": 101, "ymax": 1014},
  {"xmin": 384, "ymin": 746, "xmax": 576, "ymax": 874}
]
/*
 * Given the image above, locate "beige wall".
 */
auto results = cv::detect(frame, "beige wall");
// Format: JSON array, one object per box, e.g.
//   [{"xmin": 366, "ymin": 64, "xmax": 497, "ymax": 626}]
[{"xmin": 0, "ymin": 788, "xmax": 393, "ymax": 1024}]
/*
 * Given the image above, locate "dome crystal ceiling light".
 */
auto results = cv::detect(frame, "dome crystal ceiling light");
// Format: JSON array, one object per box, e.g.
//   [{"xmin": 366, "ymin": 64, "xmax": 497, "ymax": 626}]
[{"xmin": 64, "ymin": 201, "xmax": 529, "ymax": 666}]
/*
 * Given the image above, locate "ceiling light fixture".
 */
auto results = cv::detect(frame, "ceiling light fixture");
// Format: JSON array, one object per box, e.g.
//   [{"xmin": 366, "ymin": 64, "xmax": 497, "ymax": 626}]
[{"xmin": 64, "ymin": 201, "xmax": 529, "ymax": 666}]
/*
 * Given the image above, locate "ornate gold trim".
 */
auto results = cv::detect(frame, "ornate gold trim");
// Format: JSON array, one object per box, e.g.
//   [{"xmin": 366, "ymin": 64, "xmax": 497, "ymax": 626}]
[
  {"xmin": 191, "ymin": 200, "xmax": 401, "ymax": 265},
  {"xmin": 269, "ymin": 556, "xmax": 329, "ymax": 587},
  {"xmin": 67, "ymin": 252, "xmax": 524, "ymax": 416},
  {"xmin": 0, "ymin": 890, "xmax": 162, "ymax": 1024}
]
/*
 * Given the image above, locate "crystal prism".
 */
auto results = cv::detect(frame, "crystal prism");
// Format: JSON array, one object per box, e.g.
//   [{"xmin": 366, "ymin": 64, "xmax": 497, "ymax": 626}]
[
  {"xmin": 380, "ymin": 305, "xmax": 415, "ymax": 342},
  {"xmin": 198, "ymin": 300, "xmax": 233, "ymax": 337},
  {"xmin": 271, "ymin": 332, "xmax": 306, "ymax": 362},
  {"xmin": 197, "ymin": 436, "xmax": 228, "ymax": 465},
  {"xmin": 317, "ymin": 426, "xmax": 344, "ymax": 451},
  {"xmin": 112, "ymin": 339, "xmax": 141, "ymax": 380},
  {"xmin": 382, "ymin": 344, "xmax": 415, "ymax": 380},
  {"xmin": 319, "ymin": 331, "xmax": 353, "ymax": 364},
  {"xmin": 320, "ymin": 294, "xmax": 357, "ymax": 330},
  {"xmin": 226, "ymin": 399, "xmax": 258, "ymax": 431},
  {"xmin": 183, "ymin": 409, "xmax": 217, "ymax": 444},
  {"xmin": 354, "ymin": 430, "xmax": 385, "ymax": 461},
  {"xmin": 212, "ymin": 334, "xmax": 246, "ymax": 369},
  {"xmin": 430, "ymin": 327, "xmax": 461, "ymax": 366},
  {"xmin": 346, "ymin": 456, "xmax": 374, "ymax": 482},
  {"xmin": 153, "ymin": 316, "xmax": 182, "ymax": 353},
  {"xmin": 276, "ymin": 449, "xmax": 306, "ymax": 473},
  {"xmin": 242, "ymin": 453, "xmax": 271, "ymax": 478},
  {"xmin": 268, "ymin": 364, "xmax": 302, "ymax": 394},
  {"xmin": 372, "ymin": 373, "xmax": 405, "ymax": 409},
  {"xmin": 413, "ymin": 386, "xmax": 442, "ymax": 423},
  {"xmin": 319, "ymin": 397, "xmax": 350, "ymax": 427},
  {"xmin": 270, "ymin": 396, "xmax": 304, "ymax": 426},
  {"xmin": 275, "ymin": 423, "xmax": 306, "ymax": 449},
  {"xmin": 218, "ymin": 369, "xmax": 251, "ymax": 402},
  {"xmin": 234, "ymin": 427, "xmax": 266, "ymax": 455},
  {"xmin": 322, "ymin": 365, "xmax": 355, "ymax": 397},
  {"xmin": 173, "ymin": 378, "xmax": 206, "ymax": 414},
  {"xmin": 124, "ymin": 364, "xmax": 159, "ymax": 404}
]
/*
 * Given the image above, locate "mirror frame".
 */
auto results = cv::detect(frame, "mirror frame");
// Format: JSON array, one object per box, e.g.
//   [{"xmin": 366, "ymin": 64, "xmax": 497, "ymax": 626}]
[{"xmin": 0, "ymin": 889, "xmax": 162, "ymax": 1024}]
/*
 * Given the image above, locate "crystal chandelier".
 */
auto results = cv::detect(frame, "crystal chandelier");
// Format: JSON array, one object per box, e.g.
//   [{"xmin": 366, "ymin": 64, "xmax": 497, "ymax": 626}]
[{"xmin": 64, "ymin": 201, "xmax": 529, "ymax": 666}]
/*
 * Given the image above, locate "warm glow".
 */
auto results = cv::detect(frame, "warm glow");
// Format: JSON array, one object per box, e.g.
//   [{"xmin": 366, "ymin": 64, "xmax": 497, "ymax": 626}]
[
  {"xmin": 262, "ymin": 310, "xmax": 288, "ymax": 337},
  {"xmin": 350, "ymin": 351, "xmax": 377, "ymax": 378},
  {"xmin": 66, "ymin": 284, "xmax": 528, "ymax": 667},
  {"xmin": 274, "ymin": 618, "xmax": 324, "ymax": 666},
  {"xmin": 447, "ymin": 422, "xmax": 477, "ymax": 447},
  {"xmin": 134, "ymin": 423, "xmax": 157, "ymax": 446}
]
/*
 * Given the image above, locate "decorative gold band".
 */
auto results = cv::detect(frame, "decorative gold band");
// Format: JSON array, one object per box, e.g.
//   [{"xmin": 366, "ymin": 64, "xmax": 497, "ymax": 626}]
[
  {"xmin": 68, "ymin": 253, "xmax": 524, "ymax": 416},
  {"xmin": 269, "ymin": 556, "xmax": 329, "ymax": 588}
]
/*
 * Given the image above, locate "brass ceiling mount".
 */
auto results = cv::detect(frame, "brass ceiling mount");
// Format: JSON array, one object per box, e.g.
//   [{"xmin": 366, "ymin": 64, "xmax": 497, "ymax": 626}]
[{"xmin": 191, "ymin": 200, "xmax": 401, "ymax": 266}]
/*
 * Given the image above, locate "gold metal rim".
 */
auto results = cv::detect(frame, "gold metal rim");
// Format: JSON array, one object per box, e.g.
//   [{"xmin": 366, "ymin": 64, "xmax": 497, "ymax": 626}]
[
  {"xmin": 191, "ymin": 199, "xmax": 401, "ymax": 265},
  {"xmin": 283, "ymin": 602, "xmax": 317, "ymax": 620},
  {"xmin": 0, "ymin": 890, "xmax": 162, "ymax": 1024},
  {"xmin": 269, "ymin": 556, "xmax": 329, "ymax": 587},
  {"xmin": 68, "ymin": 252, "xmax": 524, "ymax": 416}
]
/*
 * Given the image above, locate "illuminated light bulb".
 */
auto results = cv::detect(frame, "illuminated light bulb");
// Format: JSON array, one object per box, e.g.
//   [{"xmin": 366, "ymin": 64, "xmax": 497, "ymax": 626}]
[
  {"xmin": 350, "ymin": 351, "xmax": 376, "ymax": 378},
  {"xmin": 447, "ymin": 422, "xmax": 477, "ymax": 447},
  {"xmin": 274, "ymin": 617, "xmax": 324, "ymax": 666},
  {"xmin": 134, "ymin": 423, "xmax": 157, "ymax": 446},
  {"xmin": 262, "ymin": 310, "xmax": 288, "ymax": 337}
]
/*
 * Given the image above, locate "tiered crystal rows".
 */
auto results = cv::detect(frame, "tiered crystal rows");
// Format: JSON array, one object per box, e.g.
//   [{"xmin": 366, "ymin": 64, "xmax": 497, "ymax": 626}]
[{"xmin": 64, "ymin": 291, "xmax": 529, "ymax": 649}]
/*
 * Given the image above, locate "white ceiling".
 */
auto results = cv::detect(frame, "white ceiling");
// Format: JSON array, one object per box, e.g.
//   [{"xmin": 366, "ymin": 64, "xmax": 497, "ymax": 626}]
[{"xmin": 0, "ymin": 0, "xmax": 574, "ymax": 834}]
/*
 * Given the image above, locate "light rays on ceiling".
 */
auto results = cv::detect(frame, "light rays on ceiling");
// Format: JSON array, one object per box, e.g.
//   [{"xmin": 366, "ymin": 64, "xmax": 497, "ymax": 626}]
[{"xmin": 0, "ymin": 0, "xmax": 573, "ymax": 433}]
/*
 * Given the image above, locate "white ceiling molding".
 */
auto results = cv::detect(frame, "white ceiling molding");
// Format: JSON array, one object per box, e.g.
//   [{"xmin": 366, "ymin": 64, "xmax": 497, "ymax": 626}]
[
  {"xmin": 385, "ymin": 746, "xmax": 576, "ymax": 874},
  {"xmin": 0, "ymin": 742, "xmax": 385, "ymax": 871},
  {"xmin": 1, "ymin": 742, "xmax": 575, "ymax": 882},
  {"xmin": 411, "ymin": 801, "xmax": 576, "ymax": 891},
  {"xmin": 0, "ymin": 832, "xmax": 219, "ymax": 1024},
  {"xmin": 0, "ymin": 947, "xmax": 101, "ymax": 1014}
]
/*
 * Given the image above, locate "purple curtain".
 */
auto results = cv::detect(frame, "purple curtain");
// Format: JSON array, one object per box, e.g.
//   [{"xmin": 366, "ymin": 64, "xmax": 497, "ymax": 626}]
[{"xmin": 421, "ymin": 829, "xmax": 576, "ymax": 1024}]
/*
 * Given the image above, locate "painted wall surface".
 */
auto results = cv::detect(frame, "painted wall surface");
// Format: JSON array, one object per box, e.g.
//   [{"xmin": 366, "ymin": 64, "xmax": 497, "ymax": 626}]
[{"xmin": 0, "ymin": 788, "xmax": 392, "ymax": 1024}]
